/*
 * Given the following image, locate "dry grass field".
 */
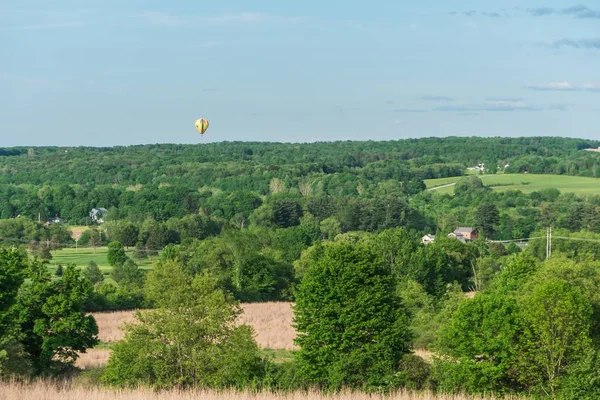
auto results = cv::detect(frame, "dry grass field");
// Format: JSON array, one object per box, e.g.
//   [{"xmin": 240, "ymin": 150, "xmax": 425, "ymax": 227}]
[
  {"xmin": 77, "ymin": 302, "xmax": 297, "ymax": 369},
  {"xmin": 91, "ymin": 310, "xmax": 138, "ymax": 343},
  {"xmin": 89, "ymin": 302, "xmax": 296, "ymax": 348},
  {"xmin": 0, "ymin": 380, "xmax": 518, "ymax": 400},
  {"xmin": 238, "ymin": 302, "xmax": 297, "ymax": 350}
]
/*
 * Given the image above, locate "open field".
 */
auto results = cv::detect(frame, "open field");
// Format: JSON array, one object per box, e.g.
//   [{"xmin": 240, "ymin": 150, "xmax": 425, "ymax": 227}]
[
  {"xmin": 0, "ymin": 381, "xmax": 518, "ymax": 400},
  {"xmin": 69, "ymin": 225, "xmax": 91, "ymax": 241},
  {"xmin": 425, "ymin": 173, "xmax": 600, "ymax": 195},
  {"xmin": 77, "ymin": 302, "xmax": 296, "ymax": 369},
  {"xmin": 47, "ymin": 247, "xmax": 156, "ymax": 274},
  {"xmin": 89, "ymin": 302, "xmax": 295, "ymax": 347}
]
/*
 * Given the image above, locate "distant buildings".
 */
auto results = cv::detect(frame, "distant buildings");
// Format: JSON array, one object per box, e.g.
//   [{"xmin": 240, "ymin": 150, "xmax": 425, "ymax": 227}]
[
  {"xmin": 45, "ymin": 216, "xmax": 65, "ymax": 226},
  {"xmin": 90, "ymin": 208, "xmax": 108, "ymax": 224},
  {"xmin": 467, "ymin": 163, "xmax": 485, "ymax": 172},
  {"xmin": 421, "ymin": 227, "xmax": 479, "ymax": 245},
  {"xmin": 421, "ymin": 234, "xmax": 436, "ymax": 245},
  {"xmin": 447, "ymin": 227, "xmax": 479, "ymax": 243}
]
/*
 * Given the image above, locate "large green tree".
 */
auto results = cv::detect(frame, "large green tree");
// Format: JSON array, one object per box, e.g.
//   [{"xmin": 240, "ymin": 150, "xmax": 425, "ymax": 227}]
[
  {"xmin": 475, "ymin": 203, "xmax": 500, "ymax": 238},
  {"xmin": 293, "ymin": 239, "xmax": 412, "ymax": 389},
  {"xmin": 0, "ymin": 248, "xmax": 29, "ymax": 376},
  {"xmin": 15, "ymin": 263, "xmax": 99, "ymax": 373},
  {"xmin": 517, "ymin": 279, "xmax": 593, "ymax": 394}
]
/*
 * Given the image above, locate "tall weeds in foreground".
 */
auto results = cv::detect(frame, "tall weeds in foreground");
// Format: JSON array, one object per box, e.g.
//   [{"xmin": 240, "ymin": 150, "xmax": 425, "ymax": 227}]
[{"xmin": 0, "ymin": 380, "xmax": 521, "ymax": 400}]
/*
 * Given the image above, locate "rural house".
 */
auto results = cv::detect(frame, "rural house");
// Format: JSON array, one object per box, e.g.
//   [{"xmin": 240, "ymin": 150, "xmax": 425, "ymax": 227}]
[
  {"xmin": 421, "ymin": 234, "xmax": 436, "ymax": 245},
  {"xmin": 90, "ymin": 207, "xmax": 108, "ymax": 224},
  {"xmin": 447, "ymin": 227, "xmax": 479, "ymax": 242}
]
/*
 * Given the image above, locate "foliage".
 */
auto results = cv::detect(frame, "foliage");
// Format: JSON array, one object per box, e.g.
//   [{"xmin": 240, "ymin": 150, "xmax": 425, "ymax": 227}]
[
  {"xmin": 82, "ymin": 261, "xmax": 104, "ymax": 285},
  {"xmin": 517, "ymin": 279, "xmax": 593, "ymax": 394},
  {"xmin": 293, "ymin": 239, "xmax": 412, "ymax": 390},
  {"xmin": 15, "ymin": 262, "xmax": 99, "ymax": 374},
  {"xmin": 106, "ymin": 241, "xmax": 128, "ymax": 267},
  {"xmin": 103, "ymin": 262, "xmax": 267, "ymax": 389}
]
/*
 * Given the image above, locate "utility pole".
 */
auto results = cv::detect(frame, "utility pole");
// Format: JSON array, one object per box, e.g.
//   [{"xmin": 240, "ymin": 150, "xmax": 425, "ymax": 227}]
[
  {"xmin": 546, "ymin": 227, "xmax": 553, "ymax": 260},
  {"xmin": 546, "ymin": 228, "xmax": 550, "ymax": 260},
  {"xmin": 549, "ymin": 226, "xmax": 552, "ymax": 259}
]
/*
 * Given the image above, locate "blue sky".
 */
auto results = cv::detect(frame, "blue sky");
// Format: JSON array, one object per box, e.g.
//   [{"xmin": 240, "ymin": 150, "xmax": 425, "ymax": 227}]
[{"xmin": 1, "ymin": 0, "xmax": 599, "ymax": 146}]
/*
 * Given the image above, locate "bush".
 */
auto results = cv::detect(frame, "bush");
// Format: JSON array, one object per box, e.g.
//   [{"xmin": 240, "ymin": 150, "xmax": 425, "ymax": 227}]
[
  {"xmin": 103, "ymin": 264, "xmax": 267, "ymax": 389},
  {"xmin": 394, "ymin": 353, "xmax": 432, "ymax": 390},
  {"xmin": 263, "ymin": 361, "xmax": 309, "ymax": 391},
  {"xmin": 557, "ymin": 350, "xmax": 600, "ymax": 400}
]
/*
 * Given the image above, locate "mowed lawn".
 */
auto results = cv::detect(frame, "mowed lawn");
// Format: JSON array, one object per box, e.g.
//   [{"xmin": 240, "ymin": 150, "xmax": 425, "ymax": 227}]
[
  {"xmin": 425, "ymin": 174, "xmax": 600, "ymax": 195},
  {"xmin": 47, "ymin": 247, "xmax": 156, "ymax": 274}
]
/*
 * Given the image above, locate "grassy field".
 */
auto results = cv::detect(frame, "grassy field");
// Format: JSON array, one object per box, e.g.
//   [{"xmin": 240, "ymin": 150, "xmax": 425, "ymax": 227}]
[
  {"xmin": 0, "ymin": 381, "xmax": 518, "ymax": 400},
  {"xmin": 425, "ymin": 173, "xmax": 600, "ymax": 195},
  {"xmin": 77, "ymin": 303, "xmax": 297, "ymax": 370},
  {"xmin": 47, "ymin": 247, "xmax": 156, "ymax": 274}
]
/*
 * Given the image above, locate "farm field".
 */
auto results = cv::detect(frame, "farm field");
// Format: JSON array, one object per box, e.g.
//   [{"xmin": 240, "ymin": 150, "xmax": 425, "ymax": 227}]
[
  {"xmin": 76, "ymin": 302, "xmax": 297, "ymax": 370},
  {"xmin": 0, "ymin": 380, "xmax": 517, "ymax": 400},
  {"xmin": 425, "ymin": 173, "xmax": 600, "ymax": 195},
  {"xmin": 47, "ymin": 247, "xmax": 156, "ymax": 274}
]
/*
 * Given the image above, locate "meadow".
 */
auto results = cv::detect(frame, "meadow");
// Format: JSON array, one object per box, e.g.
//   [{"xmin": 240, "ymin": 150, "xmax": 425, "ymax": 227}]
[
  {"xmin": 76, "ymin": 302, "xmax": 297, "ymax": 370},
  {"xmin": 0, "ymin": 380, "xmax": 519, "ymax": 400},
  {"xmin": 47, "ymin": 247, "xmax": 156, "ymax": 274},
  {"xmin": 425, "ymin": 173, "xmax": 600, "ymax": 195}
]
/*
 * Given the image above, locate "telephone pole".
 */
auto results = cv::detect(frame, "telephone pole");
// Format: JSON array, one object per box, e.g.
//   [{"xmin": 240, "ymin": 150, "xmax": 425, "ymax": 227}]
[{"xmin": 546, "ymin": 227, "xmax": 552, "ymax": 260}]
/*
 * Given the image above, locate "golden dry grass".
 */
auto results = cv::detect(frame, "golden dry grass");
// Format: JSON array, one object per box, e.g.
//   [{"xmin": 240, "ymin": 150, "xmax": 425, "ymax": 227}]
[
  {"xmin": 91, "ymin": 310, "xmax": 138, "ymax": 343},
  {"xmin": 238, "ymin": 302, "xmax": 297, "ymax": 350},
  {"xmin": 92, "ymin": 302, "xmax": 296, "ymax": 349},
  {"xmin": 0, "ymin": 380, "xmax": 516, "ymax": 400},
  {"xmin": 75, "ymin": 349, "xmax": 112, "ymax": 370},
  {"xmin": 70, "ymin": 226, "xmax": 89, "ymax": 241},
  {"xmin": 81, "ymin": 303, "xmax": 296, "ymax": 370}
]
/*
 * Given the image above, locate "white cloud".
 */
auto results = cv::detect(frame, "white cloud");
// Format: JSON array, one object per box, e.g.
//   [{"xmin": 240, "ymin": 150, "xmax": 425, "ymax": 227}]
[
  {"xmin": 204, "ymin": 12, "xmax": 303, "ymax": 24},
  {"xmin": 527, "ymin": 81, "xmax": 600, "ymax": 92},
  {"xmin": 139, "ymin": 11, "xmax": 302, "ymax": 27}
]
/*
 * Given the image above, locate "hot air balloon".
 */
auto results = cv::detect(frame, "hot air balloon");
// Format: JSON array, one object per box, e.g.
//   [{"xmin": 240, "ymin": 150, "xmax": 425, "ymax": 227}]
[{"xmin": 195, "ymin": 118, "xmax": 209, "ymax": 135}]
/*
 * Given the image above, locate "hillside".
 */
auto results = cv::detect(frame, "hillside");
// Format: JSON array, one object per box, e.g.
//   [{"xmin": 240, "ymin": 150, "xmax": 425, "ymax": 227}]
[{"xmin": 426, "ymin": 174, "xmax": 600, "ymax": 195}]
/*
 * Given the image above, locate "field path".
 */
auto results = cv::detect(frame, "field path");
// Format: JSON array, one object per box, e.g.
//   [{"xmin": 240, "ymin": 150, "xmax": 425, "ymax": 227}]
[{"xmin": 427, "ymin": 182, "xmax": 456, "ymax": 191}]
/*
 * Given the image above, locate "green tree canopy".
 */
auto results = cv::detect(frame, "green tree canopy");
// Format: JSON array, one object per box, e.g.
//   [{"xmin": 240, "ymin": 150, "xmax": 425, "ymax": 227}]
[{"xmin": 293, "ymin": 239, "xmax": 412, "ymax": 390}]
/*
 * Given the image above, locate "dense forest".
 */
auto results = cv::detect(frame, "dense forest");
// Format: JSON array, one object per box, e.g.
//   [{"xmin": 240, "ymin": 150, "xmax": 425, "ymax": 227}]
[{"xmin": 1, "ymin": 136, "xmax": 600, "ymax": 398}]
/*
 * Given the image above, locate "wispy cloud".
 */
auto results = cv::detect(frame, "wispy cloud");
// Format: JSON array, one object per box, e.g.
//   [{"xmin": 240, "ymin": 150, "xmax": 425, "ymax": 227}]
[
  {"xmin": 482, "ymin": 12, "xmax": 503, "ymax": 18},
  {"xmin": 205, "ymin": 12, "xmax": 301, "ymax": 24},
  {"xmin": 391, "ymin": 108, "xmax": 429, "ymax": 113},
  {"xmin": 449, "ymin": 10, "xmax": 506, "ymax": 18},
  {"xmin": 528, "ymin": 4, "xmax": 600, "ymax": 19},
  {"xmin": 486, "ymin": 96, "xmax": 523, "ymax": 102},
  {"xmin": 138, "ymin": 11, "xmax": 302, "ymax": 28},
  {"xmin": 529, "ymin": 7, "xmax": 555, "ymax": 16},
  {"xmin": 421, "ymin": 95, "xmax": 454, "ymax": 102},
  {"xmin": 551, "ymin": 38, "xmax": 600, "ymax": 49},
  {"xmin": 433, "ymin": 99, "xmax": 569, "ymax": 112},
  {"xmin": 527, "ymin": 81, "xmax": 600, "ymax": 92}
]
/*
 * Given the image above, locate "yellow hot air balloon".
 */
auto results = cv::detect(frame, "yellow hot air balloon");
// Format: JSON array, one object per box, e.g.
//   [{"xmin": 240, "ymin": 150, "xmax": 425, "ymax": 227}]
[{"xmin": 195, "ymin": 118, "xmax": 209, "ymax": 135}]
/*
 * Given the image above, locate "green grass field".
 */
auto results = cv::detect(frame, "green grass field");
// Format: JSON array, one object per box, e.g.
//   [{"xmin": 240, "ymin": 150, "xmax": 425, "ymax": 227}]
[
  {"xmin": 47, "ymin": 247, "xmax": 156, "ymax": 274},
  {"xmin": 425, "ymin": 173, "xmax": 600, "ymax": 195}
]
